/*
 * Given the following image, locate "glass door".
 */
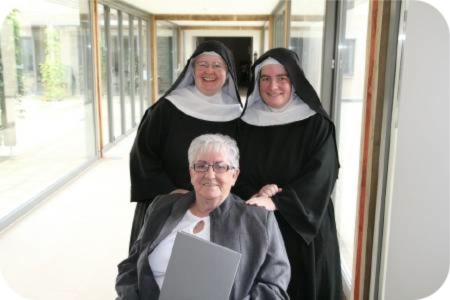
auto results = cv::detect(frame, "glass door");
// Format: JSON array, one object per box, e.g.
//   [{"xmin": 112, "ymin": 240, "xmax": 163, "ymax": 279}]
[{"xmin": 332, "ymin": 0, "xmax": 370, "ymax": 292}]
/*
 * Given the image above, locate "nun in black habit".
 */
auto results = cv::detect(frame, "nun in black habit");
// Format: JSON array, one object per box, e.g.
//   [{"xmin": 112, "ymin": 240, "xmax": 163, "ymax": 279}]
[
  {"xmin": 129, "ymin": 40, "xmax": 242, "ymax": 249},
  {"xmin": 233, "ymin": 48, "xmax": 342, "ymax": 300}
]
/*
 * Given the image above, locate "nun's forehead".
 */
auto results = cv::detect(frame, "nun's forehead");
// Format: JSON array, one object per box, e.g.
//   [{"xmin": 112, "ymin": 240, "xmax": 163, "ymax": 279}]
[
  {"xmin": 259, "ymin": 63, "xmax": 288, "ymax": 76},
  {"xmin": 195, "ymin": 51, "xmax": 223, "ymax": 61},
  {"xmin": 258, "ymin": 57, "xmax": 282, "ymax": 68}
]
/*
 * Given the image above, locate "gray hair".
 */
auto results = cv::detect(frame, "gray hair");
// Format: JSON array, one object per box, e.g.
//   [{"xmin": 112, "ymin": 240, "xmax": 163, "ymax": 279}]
[{"xmin": 188, "ymin": 134, "xmax": 240, "ymax": 168}]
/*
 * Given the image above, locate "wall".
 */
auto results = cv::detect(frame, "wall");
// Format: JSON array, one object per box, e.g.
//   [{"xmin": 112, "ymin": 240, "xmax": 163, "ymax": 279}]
[
  {"xmin": 381, "ymin": 1, "xmax": 449, "ymax": 299},
  {"xmin": 183, "ymin": 29, "xmax": 261, "ymax": 65}
]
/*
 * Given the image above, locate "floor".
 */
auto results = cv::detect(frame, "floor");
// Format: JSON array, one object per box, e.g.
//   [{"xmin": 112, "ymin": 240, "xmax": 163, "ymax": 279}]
[{"xmin": 0, "ymin": 132, "xmax": 136, "ymax": 300}]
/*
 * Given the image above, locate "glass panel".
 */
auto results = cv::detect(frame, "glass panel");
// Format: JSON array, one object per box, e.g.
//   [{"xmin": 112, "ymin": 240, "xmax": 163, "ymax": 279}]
[
  {"xmin": 333, "ymin": 0, "xmax": 370, "ymax": 283},
  {"xmin": 117, "ymin": 11, "xmax": 126, "ymax": 135},
  {"xmin": 0, "ymin": 0, "xmax": 95, "ymax": 219},
  {"xmin": 109, "ymin": 9, "xmax": 121, "ymax": 140},
  {"xmin": 141, "ymin": 20, "xmax": 151, "ymax": 117},
  {"xmin": 0, "ymin": 47, "xmax": 5, "ymax": 129},
  {"xmin": 123, "ymin": 14, "xmax": 133, "ymax": 130},
  {"xmin": 98, "ymin": 5, "xmax": 147, "ymax": 146},
  {"xmin": 98, "ymin": 4, "xmax": 111, "ymax": 146},
  {"xmin": 156, "ymin": 21, "xmax": 175, "ymax": 96},
  {"xmin": 289, "ymin": 0, "xmax": 326, "ymax": 93},
  {"xmin": 133, "ymin": 18, "xmax": 141, "ymax": 113},
  {"xmin": 273, "ymin": 4, "xmax": 286, "ymax": 47}
]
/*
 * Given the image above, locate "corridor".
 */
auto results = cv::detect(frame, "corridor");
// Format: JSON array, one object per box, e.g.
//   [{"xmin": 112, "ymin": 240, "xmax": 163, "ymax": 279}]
[{"xmin": 0, "ymin": 132, "xmax": 136, "ymax": 300}]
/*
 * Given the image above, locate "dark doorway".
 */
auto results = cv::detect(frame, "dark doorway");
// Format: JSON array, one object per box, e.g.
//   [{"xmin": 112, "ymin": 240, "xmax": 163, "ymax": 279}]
[{"xmin": 196, "ymin": 37, "xmax": 252, "ymax": 88}]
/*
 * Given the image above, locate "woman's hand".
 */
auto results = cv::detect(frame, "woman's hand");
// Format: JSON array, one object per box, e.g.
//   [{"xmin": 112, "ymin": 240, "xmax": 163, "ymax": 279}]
[
  {"xmin": 246, "ymin": 196, "xmax": 277, "ymax": 211},
  {"xmin": 257, "ymin": 184, "xmax": 282, "ymax": 197},
  {"xmin": 170, "ymin": 189, "xmax": 190, "ymax": 194}
]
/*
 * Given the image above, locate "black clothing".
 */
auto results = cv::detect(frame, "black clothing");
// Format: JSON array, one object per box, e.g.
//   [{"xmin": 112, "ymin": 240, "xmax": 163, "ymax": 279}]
[
  {"xmin": 234, "ymin": 48, "xmax": 342, "ymax": 300},
  {"xmin": 128, "ymin": 41, "xmax": 242, "ymax": 249},
  {"xmin": 130, "ymin": 101, "xmax": 238, "ymax": 203},
  {"xmin": 129, "ymin": 101, "xmax": 238, "ymax": 245}
]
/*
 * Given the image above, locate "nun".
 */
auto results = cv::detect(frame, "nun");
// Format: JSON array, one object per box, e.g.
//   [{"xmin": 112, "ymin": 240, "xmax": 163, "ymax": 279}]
[
  {"xmin": 233, "ymin": 47, "xmax": 342, "ymax": 300},
  {"xmin": 129, "ymin": 40, "xmax": 242, "ymax": 249}
]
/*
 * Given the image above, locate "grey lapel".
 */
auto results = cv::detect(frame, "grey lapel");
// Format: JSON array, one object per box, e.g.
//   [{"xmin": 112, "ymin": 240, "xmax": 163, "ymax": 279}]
[
  {"xmin": 148, "ymin": 193, "xmax": 195, "ymax": 252},
  {"xmin": 210, "ymin": 194, "xmax": 243, "ymax": 253}
]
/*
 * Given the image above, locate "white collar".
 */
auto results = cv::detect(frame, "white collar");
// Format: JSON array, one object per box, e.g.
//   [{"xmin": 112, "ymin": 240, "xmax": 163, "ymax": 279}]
[{"xmin": 167, "ymin": 86, "xmax": 242, "ymax": 121}]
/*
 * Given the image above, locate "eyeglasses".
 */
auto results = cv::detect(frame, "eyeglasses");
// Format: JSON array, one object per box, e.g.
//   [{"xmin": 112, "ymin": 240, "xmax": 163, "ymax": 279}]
[
  {"xmin": 192, "ymin": 162, "xmax": 235, "ymax": 173},
  {"xmin": 195, "ymin": 61, "xmax": 227, "ymax": 71}
]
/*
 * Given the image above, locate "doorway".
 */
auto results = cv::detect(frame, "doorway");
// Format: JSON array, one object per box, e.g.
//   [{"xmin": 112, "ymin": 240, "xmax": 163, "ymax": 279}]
[{"xmin": 196, "ymin": 37, "xmax": 252, "ymax": 89}]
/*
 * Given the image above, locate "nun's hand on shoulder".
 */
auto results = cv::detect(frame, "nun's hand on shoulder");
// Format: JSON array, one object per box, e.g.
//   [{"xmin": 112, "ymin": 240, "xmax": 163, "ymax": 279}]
[
  {"xmin": 246, "ymin": 196, "xmax": 277, "ymax": 211},
  {"xmin": 257, "ymin": 184, "xmax": 282, "ymax": 197}
]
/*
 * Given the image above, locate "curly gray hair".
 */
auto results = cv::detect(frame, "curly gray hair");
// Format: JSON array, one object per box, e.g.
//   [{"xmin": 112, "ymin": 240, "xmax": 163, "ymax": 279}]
[{"xmin": 188, "ymin": 134, "xmax": 239, "ymax": 168}]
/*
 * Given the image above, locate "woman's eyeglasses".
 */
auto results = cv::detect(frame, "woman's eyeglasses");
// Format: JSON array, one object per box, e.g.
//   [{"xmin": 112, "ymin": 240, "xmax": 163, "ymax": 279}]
[
  {"xmin": 192, "ymin": 162, "xmax": 235, "ymax": 173},
  {"xmin": 195, "ymin": 61, "xmax": 226, "ymax": 71}
]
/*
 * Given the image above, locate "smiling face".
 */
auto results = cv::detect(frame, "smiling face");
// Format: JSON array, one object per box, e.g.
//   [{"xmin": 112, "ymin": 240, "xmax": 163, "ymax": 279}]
[
  {"xmin": 190, "ymin": 149, "xmax": 239, "ymax": 214},
  {"xmin": 258, "ymin": 63, "xmax": 292, "ymax": 109},
  {"xmin": 193, "ymin": 53, "xmax": 228, "ymax": 96}
]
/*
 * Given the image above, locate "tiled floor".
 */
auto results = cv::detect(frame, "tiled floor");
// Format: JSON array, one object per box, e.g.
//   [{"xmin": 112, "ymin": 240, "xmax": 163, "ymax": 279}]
[{"xmin": 0, "ymin": 132, "xmax": 136, "ymax": 300}]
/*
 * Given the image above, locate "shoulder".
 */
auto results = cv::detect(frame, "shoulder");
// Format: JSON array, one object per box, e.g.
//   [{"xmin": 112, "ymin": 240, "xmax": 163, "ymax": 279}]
[
  {"xmin": 147, "ymin": 193, "xmax": 182, "ymax": 214},
  {"xmin": 229, "ymin": 194, "xmax": 271, "ymax": 225},
  {"xmin": 299, "ymin": 113, "xmax": 335, "ymax": 139},
  {"xmin": 137, "ymin": 100, "xmax": 183, "ymax": 130},
  {"xmin": 309, "ymin": 112, "xmax": 333, "ymax": 128},
  {"xmin": 149, "ymin": 98, "xmax": 179, "ymax": 114}
]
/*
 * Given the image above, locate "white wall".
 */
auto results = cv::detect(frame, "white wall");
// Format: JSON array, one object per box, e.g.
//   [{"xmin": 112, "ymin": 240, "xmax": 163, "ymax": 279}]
[{"xmin": 381, "ymin": 1, "xmax": 449, "ymax": 299}]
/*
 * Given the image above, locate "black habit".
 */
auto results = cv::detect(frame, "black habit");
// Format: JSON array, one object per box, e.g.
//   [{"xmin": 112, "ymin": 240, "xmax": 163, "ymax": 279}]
[
  {"xmin": 233, "ymin": 48, "xmax": 342, "ymax": 300},
  {"xmin": 129, "ymin": 40, "xmax": 242, "ymax": 249}
]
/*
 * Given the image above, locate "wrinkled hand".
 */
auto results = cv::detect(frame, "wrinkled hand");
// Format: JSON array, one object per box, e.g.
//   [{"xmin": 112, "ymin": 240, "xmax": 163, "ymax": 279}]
[
  {"xmin": 257, "ymin": 184, "xmax": 282, "ymax": 197},
  {"xmin": 170, "ymin": 189, "xmax": 190, "ymax": 194},
  {"xmin": 246, "ymin": 196, "xmax": 277, "ymax": 211}
]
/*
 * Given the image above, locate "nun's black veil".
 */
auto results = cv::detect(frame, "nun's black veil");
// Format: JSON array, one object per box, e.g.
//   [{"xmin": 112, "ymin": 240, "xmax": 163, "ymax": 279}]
[
  {"xmin": 158, "ymin": 40, "xmax": 242, "ymax": 108},
  {"xmin": 245, "ymin": 47, "xmax": 328, "ymax": 119}
]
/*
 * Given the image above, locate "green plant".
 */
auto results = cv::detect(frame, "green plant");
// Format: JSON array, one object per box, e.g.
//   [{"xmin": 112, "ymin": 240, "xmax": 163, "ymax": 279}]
[
  {"xmin": 0, "ymin": 47, "xmax": 6, "ymax": 128},
  {"xmin": 6, "ymin": 9, "xmax": 24, "ymax": 96},
  {"xmin": 40, "ymin": 26, "xmax": 65, "ymax": 101}
]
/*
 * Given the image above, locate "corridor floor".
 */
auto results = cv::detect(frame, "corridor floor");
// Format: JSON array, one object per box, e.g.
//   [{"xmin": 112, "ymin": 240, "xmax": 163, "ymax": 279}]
[{"xmin": 0, "ymin": 132, "xmax": 136, "ymax": 300}]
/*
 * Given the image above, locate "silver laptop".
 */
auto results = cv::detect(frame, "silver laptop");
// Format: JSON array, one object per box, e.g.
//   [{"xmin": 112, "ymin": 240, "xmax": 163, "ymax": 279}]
[{"xmin": 159, "ymin": 231, "xmax": 241, "ymax": 300}]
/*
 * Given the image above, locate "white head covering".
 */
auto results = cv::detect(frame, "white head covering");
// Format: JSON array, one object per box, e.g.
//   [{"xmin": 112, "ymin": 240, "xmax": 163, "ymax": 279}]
[
  {"xmin": 165, "ymin": 51, "xmax": 242, "ymax": 122},
  {"xmin": 242, "ymin": 57, "xmax": 316, "ymax": 126}
]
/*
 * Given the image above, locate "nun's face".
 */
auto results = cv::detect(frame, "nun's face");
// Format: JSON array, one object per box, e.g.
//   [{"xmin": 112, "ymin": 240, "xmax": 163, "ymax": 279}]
[
  {"xmin": 259, "ymin": 64, "xmax": 292, "ymax": 109},
  {"xmin": 193, "ymin": 54, "xmax": 228, "ymax": 96}
]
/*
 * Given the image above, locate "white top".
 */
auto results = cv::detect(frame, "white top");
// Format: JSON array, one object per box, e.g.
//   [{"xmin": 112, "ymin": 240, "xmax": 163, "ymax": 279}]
[
  {"xmin": 242, "ymin": 57, "xmax": 316, "ymax": 126},
  {"xmin": 148, "ymin": 210, "xmax": 211, "ymax": 289}
]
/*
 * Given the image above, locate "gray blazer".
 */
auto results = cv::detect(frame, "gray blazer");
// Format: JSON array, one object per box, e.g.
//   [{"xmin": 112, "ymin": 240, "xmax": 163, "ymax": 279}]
[{"xmin": 116, "ymin": 192, "xmax": 290, "ymax": 300}]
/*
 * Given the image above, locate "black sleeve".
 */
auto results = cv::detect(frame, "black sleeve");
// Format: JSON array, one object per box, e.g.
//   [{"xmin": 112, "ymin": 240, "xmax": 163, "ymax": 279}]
[
  {"xmin": 129, "ymin": 102, "xmax": 177, "ymax": 203},
  {"xmin": 272, "ymin": 118, "xmax": 339, "ymax": 245},
  {"xmin": 232, "ymin": 182, "xmax": 258, "ymax": 200}
]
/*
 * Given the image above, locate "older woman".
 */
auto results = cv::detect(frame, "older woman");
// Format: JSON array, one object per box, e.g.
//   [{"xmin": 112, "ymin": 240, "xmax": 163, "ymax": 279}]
[
  {"xmin": 233, "ymin": 48, "xmax": 342, "ymax": 300},
  {"xmin": 128, "ymin": 40, "xmax": 243, "ymax": 248},
  {"xmin": 116, "ymin": 134, "xmax": 290, "ymax": 300}
]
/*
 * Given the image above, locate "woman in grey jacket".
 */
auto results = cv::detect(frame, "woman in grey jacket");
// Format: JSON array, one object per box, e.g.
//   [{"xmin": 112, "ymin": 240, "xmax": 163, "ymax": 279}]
[{"xmin": 116, "ymin": 134, "xmax": 290, "ymax": 300}]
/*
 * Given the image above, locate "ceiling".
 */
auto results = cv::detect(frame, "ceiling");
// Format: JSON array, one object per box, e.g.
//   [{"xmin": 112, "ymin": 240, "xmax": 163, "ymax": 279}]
[
  {"xmin": 125, "ymin": 0, "xmax": 280, "ymax": 15},
  {"xmin": 122, "ymin": 0, "xmax": 281, "ymax": 27}
]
